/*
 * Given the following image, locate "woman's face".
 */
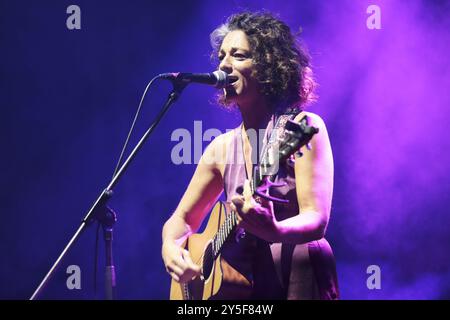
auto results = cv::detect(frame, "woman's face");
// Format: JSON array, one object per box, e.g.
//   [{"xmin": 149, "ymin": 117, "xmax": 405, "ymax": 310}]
[{"xmin": 218, "ymin": 30, "xmax": 260, "ymax": 107}]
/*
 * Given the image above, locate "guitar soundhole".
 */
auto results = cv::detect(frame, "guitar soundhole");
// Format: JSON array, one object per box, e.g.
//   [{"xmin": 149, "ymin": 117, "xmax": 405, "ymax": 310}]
[{"xmin": 202, "ymin": 242, "xmax": 214, "ymax": 279}]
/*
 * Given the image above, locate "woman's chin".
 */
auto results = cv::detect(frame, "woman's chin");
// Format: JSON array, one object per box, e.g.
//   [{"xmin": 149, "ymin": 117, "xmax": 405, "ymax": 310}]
[{"xmin": 224, "ymin": 89, "xmax": 238, "ymax": 101}]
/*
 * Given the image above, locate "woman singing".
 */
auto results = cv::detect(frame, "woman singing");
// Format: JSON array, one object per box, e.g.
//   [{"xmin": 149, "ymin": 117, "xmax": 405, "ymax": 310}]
[{"xmin": 162, "ymin": 11, "xmax": 339, "ymax": 300}]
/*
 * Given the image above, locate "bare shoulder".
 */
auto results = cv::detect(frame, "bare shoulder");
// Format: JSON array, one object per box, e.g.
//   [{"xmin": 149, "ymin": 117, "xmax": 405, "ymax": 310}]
[
  {"xmin": 293, "ymin": 111, "xmax": 327, "ymax": 132},
  {"xmin": 211, "ymin": 128, "xmax": 235, "ymax": 146},
  {"xmin": 293, "ymin": 111, "xmax": 331, "ymax": 155},
  {"xmin": 204, "ymin": 129, "xmax": 234, "ymax": 155},
  {"xmin": 202, "ymin": 129, "xmax": 235, "ymax": 176}
]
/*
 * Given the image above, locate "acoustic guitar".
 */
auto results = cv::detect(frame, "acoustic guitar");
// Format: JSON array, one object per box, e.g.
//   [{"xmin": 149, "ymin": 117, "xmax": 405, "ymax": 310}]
[{"xmin": 169, "ymin": 115, "xmax": 318, "ymax": 300}]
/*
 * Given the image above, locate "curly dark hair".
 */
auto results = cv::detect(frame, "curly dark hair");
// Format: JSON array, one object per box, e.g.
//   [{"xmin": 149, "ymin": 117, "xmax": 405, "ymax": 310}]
[{"xmin": 210, "ymin": 11, "xmax": 316, "ymax": 112}]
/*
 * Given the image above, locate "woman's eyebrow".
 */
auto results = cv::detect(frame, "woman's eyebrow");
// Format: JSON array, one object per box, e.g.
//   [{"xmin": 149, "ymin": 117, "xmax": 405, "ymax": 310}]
[{"xmin": 219, "ymin": 47, "xmax": 250, "ymax": 54}]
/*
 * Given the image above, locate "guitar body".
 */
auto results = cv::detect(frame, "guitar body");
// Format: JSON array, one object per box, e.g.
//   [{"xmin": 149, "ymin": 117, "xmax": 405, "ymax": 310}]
[{"xmin": 170, "ymin": 201, "xmax": 253, "ymax": 300}]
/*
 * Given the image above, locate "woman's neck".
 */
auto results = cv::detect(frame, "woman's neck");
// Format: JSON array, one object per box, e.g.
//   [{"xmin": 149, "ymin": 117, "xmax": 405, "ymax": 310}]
[{"xmin": 239, "ymin": 99, "xmax": 273, "ymax": 131}]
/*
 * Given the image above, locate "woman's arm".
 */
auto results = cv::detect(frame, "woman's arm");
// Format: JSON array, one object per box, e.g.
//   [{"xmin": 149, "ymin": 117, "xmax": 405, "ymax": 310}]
[
  {"xmin": 162, "ymin": 134, "xmax": 227, "ymax": 282},
  {"xmin": 275, "ymin": 112, "xmax": 334, "ymax": 243}
]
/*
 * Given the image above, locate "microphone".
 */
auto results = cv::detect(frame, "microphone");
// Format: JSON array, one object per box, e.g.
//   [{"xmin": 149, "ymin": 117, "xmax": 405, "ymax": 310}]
[{"xmin": 157, "ymin": 70, "xmax": 237, "ymax": 89}]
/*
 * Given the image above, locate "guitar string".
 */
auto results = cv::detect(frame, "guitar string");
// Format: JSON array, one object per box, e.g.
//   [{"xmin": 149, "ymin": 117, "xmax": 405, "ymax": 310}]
[{"xmin": 191, "ymin": 209, "xmax": 237, "ymax": 267}]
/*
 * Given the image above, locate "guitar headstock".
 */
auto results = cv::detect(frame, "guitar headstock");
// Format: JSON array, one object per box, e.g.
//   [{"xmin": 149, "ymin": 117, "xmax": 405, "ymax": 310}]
[
  {"xmin": 252, "ymin": 115, "xmax": 319, "ymax": 203},
  {"xmin": 258, "ymin": 115, "xmax": 318, "ymax": 176},
  {"xmin": 278, "ymin": 115, "xmax": 319, "ymax": 162}
]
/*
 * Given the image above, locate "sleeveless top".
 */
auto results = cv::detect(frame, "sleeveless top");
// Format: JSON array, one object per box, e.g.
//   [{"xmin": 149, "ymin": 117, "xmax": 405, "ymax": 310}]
[{"xmin": 221, "ymin": 115, "xmax": 340, "ymax": 300}]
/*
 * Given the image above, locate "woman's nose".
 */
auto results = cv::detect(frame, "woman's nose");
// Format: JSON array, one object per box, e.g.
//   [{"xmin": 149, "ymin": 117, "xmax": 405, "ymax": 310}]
[{"xmin": 219, "ymin": 58, "xmax": 233, "ymax": 74}]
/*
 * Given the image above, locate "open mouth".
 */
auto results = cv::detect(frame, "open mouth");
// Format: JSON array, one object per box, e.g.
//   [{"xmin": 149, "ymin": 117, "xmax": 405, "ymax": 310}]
[
  {"xmin": 228, "ymin": 75, "xmax": 239, "ymax": 85},
  {"xmin": 224, "ymin": 80, "xmax": 237, "ymax": 97},
  {"xmin": 225, "ymin": 76, "xmax": 239, "ymax": 90}
]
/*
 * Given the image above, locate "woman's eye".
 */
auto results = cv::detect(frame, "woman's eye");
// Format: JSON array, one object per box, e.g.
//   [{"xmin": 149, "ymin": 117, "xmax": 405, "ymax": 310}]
[
  {"xmin": 234, "ymin": 53, "xmax": 246, "ymax": 60},
  {"xmin": 218, "ymin": 53, "xmax": 248, "ymax": 62}
]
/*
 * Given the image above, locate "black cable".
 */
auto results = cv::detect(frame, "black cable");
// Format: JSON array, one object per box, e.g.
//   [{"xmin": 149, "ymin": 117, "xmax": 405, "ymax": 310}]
[{"xmin": 111, "ymin": 75, "xmax": 161, "ymax": 180}]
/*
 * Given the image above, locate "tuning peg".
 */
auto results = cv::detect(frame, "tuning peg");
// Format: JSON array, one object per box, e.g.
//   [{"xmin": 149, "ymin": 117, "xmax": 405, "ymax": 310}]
[
  {"xmin": 253, "ymin": 178, "xmax": 289, "ymax": 204},
  {"xmin": 263, "ymin": 179, "xmax": 287, "ymax": 189},
  {"xmin": 287, "ymin": 157, "xmax": 295, "ymax": 167}
]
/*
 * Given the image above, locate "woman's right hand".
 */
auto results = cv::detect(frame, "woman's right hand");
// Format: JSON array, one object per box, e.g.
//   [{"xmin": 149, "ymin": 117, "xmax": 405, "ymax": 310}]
[{"xmin": 162, "ymin": 241, "xmax": 201, "ymax": 283}]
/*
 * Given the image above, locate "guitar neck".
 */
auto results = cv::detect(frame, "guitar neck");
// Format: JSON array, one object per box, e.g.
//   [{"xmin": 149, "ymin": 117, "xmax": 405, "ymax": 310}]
[{"xmin": 211, "ymin": 209, "xmax": 239, "ymax": 258}]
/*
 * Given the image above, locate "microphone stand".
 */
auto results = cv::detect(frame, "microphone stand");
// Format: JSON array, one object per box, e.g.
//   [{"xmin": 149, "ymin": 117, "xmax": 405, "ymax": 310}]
[{"xmin": 30, "ymin": 80, "xmax": 188, "ymax": 300}]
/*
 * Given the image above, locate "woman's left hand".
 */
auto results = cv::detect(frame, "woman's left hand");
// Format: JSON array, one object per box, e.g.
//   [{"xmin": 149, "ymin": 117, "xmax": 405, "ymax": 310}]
[{"xmin": 231, "ymin": 179, "xmax": 281, "ymax": 242}]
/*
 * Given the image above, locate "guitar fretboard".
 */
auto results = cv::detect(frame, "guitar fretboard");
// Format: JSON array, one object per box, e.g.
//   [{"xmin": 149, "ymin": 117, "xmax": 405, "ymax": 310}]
[{"xmin": 211, "ymin": 209, "xmax": 239, "ymax": 258}]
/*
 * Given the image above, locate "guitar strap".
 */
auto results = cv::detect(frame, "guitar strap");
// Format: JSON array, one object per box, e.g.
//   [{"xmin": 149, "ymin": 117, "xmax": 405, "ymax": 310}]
[{"xmin": 253, "ymin": 108, "xmax": 300, "ymax": 183}]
